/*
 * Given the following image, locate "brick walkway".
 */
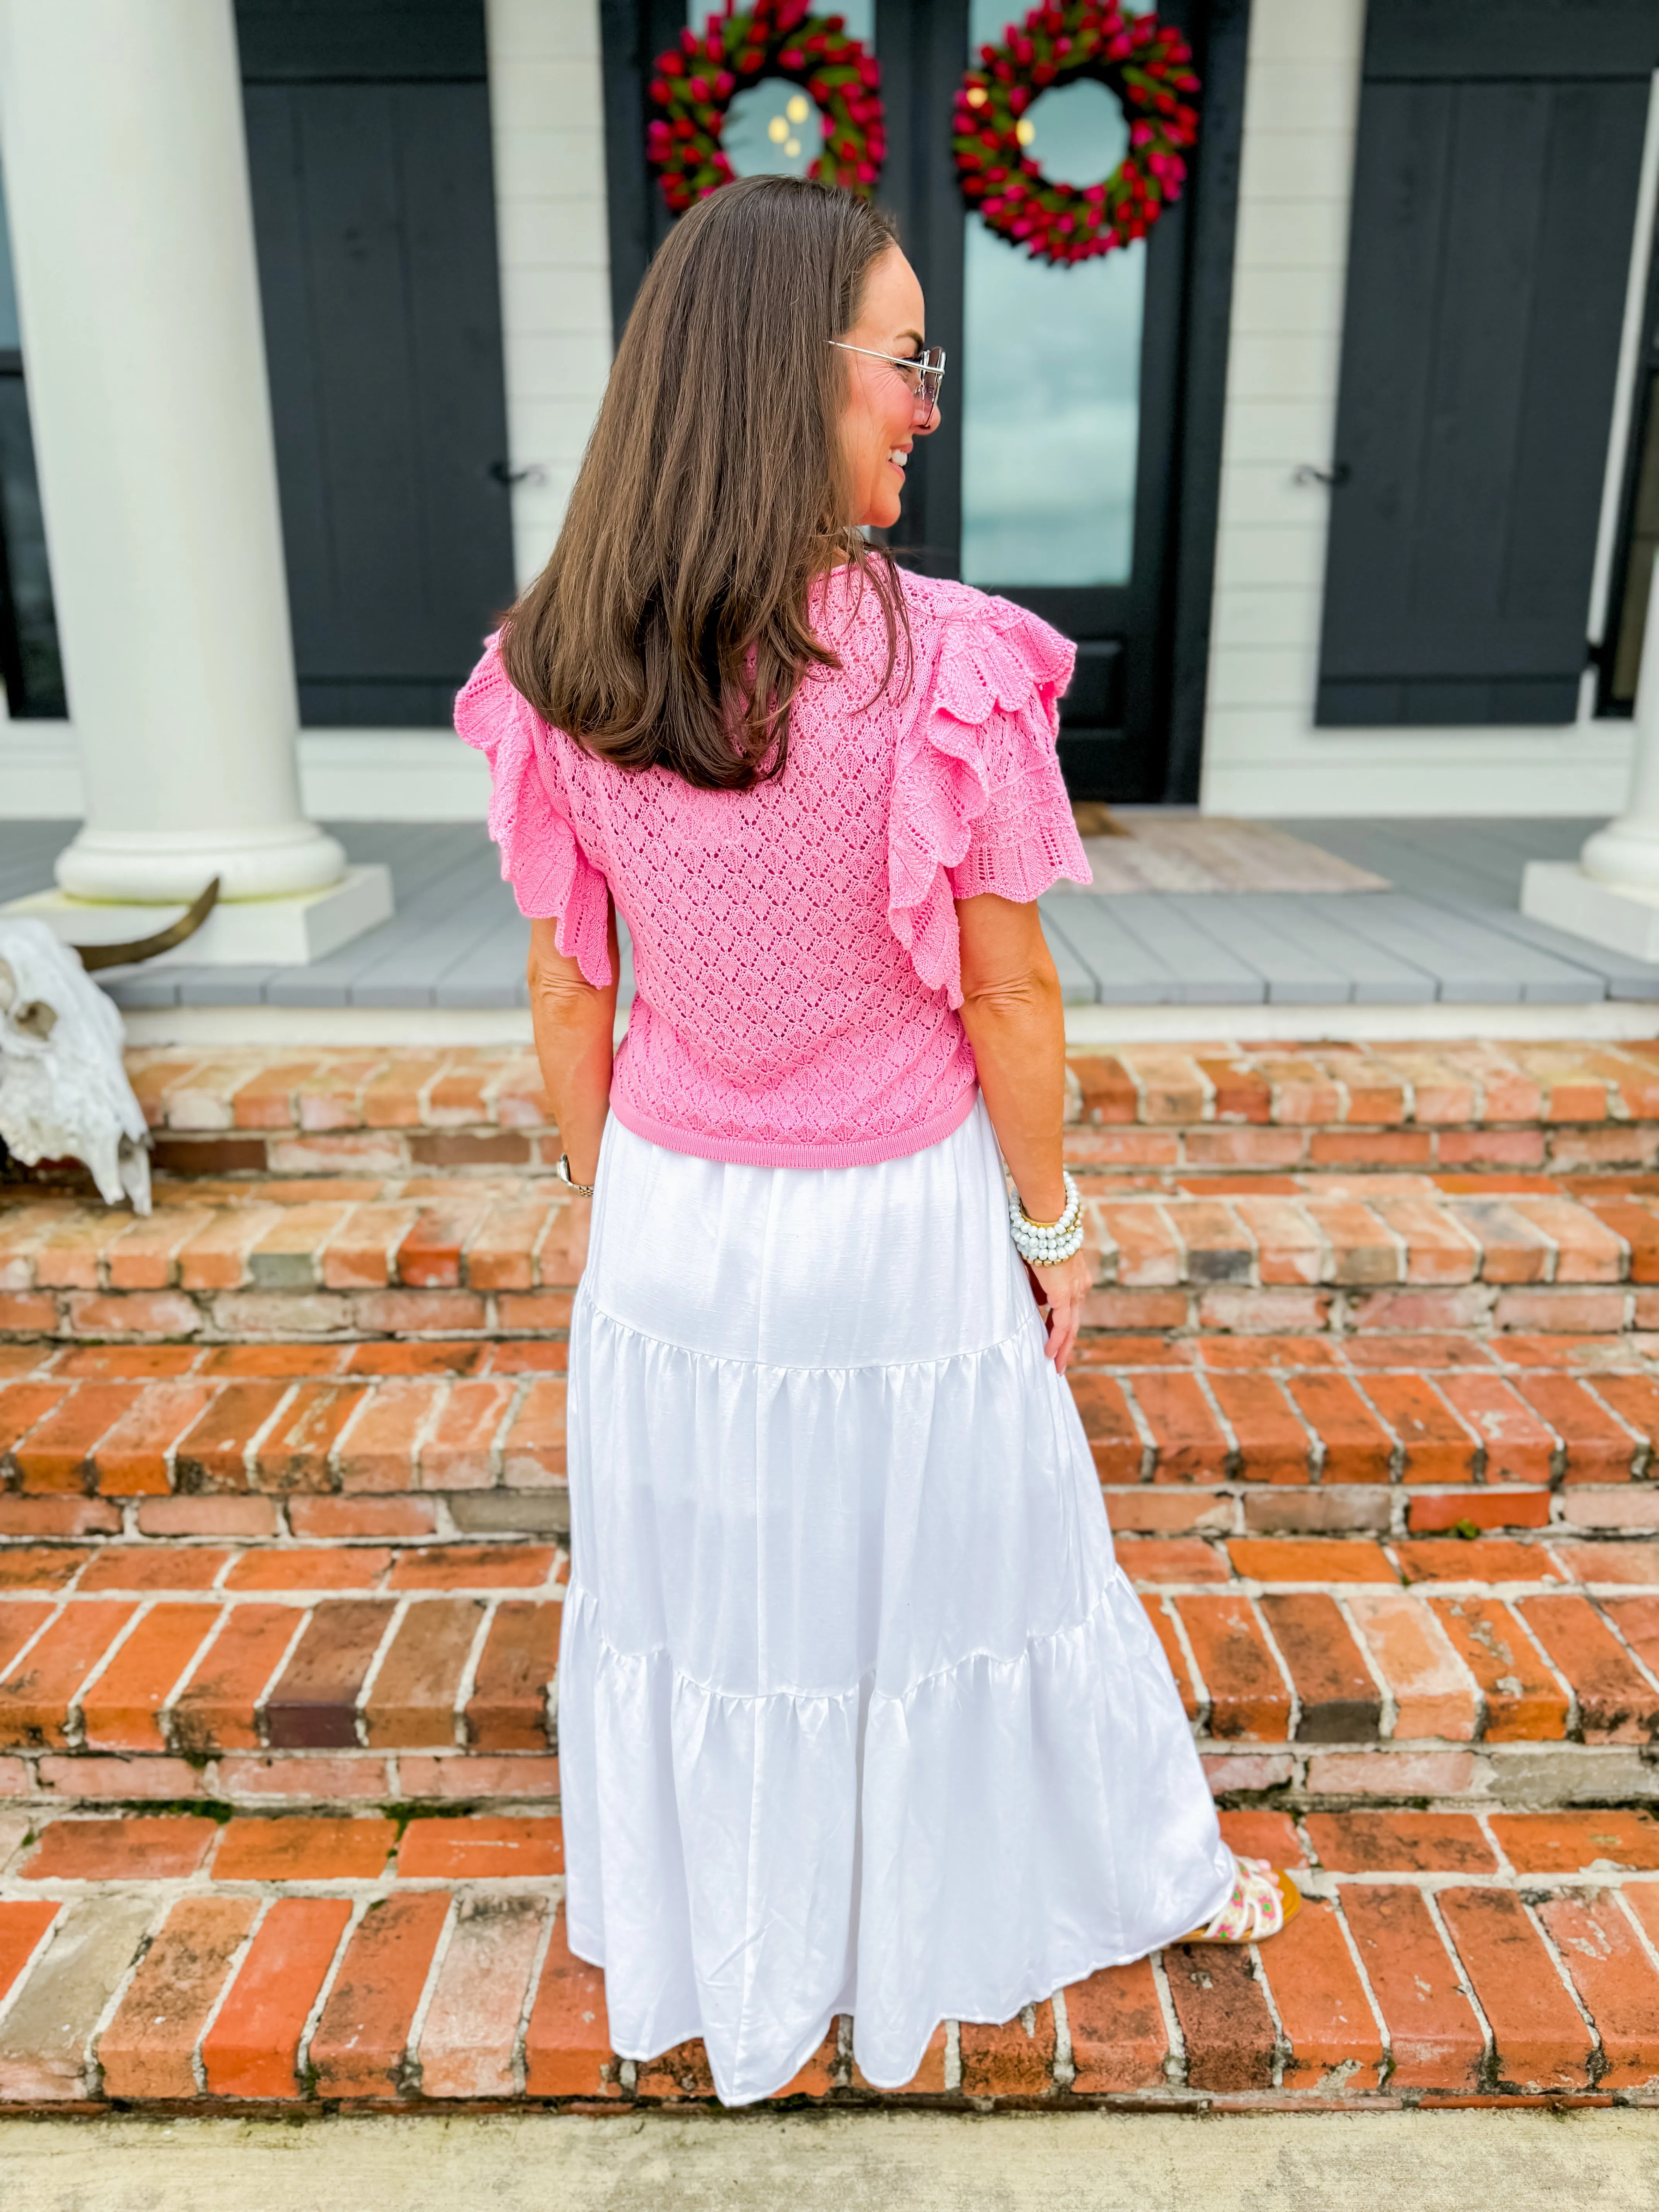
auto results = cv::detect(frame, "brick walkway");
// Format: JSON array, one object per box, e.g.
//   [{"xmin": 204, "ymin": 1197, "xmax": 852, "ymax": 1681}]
[{"xmin": 2, "ymin": 1042, "xmax": 1659, "ymax": 2109}]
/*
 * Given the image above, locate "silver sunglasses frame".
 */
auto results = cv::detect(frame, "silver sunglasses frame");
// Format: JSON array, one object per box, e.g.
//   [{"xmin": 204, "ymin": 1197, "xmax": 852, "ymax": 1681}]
[{"xmin": 830, "ymin": 340, "xmax": 947, "ymax": 414}]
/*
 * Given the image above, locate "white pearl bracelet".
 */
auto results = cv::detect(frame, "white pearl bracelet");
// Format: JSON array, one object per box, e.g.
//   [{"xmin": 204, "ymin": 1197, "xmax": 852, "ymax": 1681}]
[{"xmin": 1008, "ymin": 1170, "xmax": 1084, "ymax": 1266}]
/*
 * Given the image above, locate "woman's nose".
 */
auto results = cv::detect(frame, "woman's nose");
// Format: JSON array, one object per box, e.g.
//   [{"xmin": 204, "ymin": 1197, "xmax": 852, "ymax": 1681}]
[{"xmin": 916, "ymin": 400, "xmax": 941, "ymax": 438}]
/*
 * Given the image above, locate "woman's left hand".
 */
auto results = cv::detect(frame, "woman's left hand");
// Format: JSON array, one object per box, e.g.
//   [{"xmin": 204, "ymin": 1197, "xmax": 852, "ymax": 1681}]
[{"xmin": 1028, "ymin": 1249, "xmax": 1091, "ymax": 1376}]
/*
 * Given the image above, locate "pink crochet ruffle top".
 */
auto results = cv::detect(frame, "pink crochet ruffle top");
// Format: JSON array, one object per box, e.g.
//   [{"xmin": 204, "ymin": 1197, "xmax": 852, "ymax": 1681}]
[{"xmin": 454, "ymin": 567, "xmax": 1090, "ymax": 1168}]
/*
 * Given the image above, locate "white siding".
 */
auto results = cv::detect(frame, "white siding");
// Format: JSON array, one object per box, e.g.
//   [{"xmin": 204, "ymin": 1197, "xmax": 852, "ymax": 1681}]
[
  {"xmin": 485, "ymin": 0, "xmax": 612, "ymax": 593},
  {"xmin": 1198, "ymin": 0, "xmax": 1637, "ymax": 818}
]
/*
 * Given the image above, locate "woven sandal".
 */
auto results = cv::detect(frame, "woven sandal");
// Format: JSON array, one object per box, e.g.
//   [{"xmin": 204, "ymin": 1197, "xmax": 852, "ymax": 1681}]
[{"xmin": 1182, "ymin": 1854, "xmax": 1300, "ymax": 1943}]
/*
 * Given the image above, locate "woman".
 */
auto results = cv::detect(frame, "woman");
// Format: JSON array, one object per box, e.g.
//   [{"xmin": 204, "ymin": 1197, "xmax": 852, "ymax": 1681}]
[{"xmin": 457, "ymin": 174, "xmax": 1295, "ymax": 2107}]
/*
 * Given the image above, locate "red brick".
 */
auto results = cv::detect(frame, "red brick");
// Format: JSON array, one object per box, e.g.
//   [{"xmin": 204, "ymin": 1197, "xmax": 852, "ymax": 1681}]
[
  {"xmin": 1582, "ymin": 1371, "xmax": 1659, "ymax": 1455},
  {"xmin": 959, "ymin": 2001, "xmax": 1057, "ymax": 2095},
  {"xmin": 362, "ymin": 1598, "xmax": 483, "ymax": 1747},
  {"xmin": 1286, "ymin": 1374, "xmax": 1394, "ymax": 1483},
  {"xmin": 1226, "ymin": 1539, "xmax": 1397, "ymax": 1585},
  {"xmin": 1174, "ymin": 1594, "xmax": 1291, "ymax": 1738},
  {"xmin": 635, "ymin": 2037, "xmax": 716, "ymax": 2101},
  {"xmin": 52, "ymin": 1345, "xmax": 201, "ymax": 1379},
  {"xmin": 249, "ymin": 1383, "xmax": 369, "ymax": 1494},
  {"xmin": 331, "ymin": 1378, "xmax": 438, "ymax": 1492},
  {"xmin": 394, "ymin": 1753, "xmax": 562, "ymax": 1800},
  {"xmin": 1338, "ymin": 1885, "xmax": 1483, "ymax": 2088},
  {"xmin": 23, "ymin": 1814, "xmax": 217, "ymax": 1880},
  {"xmin": 1217, "ymin": 1808, "xmax": 1306, "ymax": 1868},
  {"xmin": 1438, "ymin": 1886, "xmax": 1593, "ymax": 2090},
  {"xmin": 386, "ymin": 1544, "xmax": 556, "ymax": 1592},
  {"xmin": 1258, "ymin": 1896, "xmax": 1384, "ymax": 2091},
  {"xmin": 0, "ymin": 1547, "xmax": 84, "ymax": 1592},
  {"xmin": 1435, "ymin": 1374, "xmax": 1557, "ymax": 1484},
  {"xmin": 225, "ymin": 1547, "xmax": 391, "ymax": 1592},
  {"xmin": 0, "ymin": 1498, "xmax": 119, "ymax": 1538},
  {"xmin": 1518, "ymin": 1596, "xmax": 1659, "ymax": 1741},
  {"xmin": 77, "ymin": 1546, "xmax": 230, "ymax": 1592},
  {"xmin": 1163, "ymin": 1942, "xmax": 1277, "ymax": 2091},
  {"xmin": 98, "ymin": 1894, "xmax": 258, "ymax": 2100},
  {"xmin": 1207, "ymin": 1372, "xmax": 1311, "ymax": 1483},
  {"xmin": 12, "ymin": 1385, "xmax": 138, "ymax": 1493},
  {"xmin": 288, "ymin": 1496, "xmax": 438, "ymax": 1539},
  {"xmin": 213, "ymin": 1814, "xmax": 396, "ymax": 1882},
  {"xmin": 0, "ymin": 1898, "xmax": 58, "ymax": 2006},
  {"xmin": 1063, "ymin": 1956, "xmax": 1169, "ymax": 2091},
  {"xmin": 1397, "ymin": 1539, "xmax": 1561, "ymax": 1584},
  {"xmin": 1516, "ymin": 1375, "xmax": 1642, "ymax": 1482},
  {"xmin": 135, "ymin": 1496, "xmax": 278, "ymax": 1538},
  {"xmin": 1535, "ymin": 1893, "xmax": 1659, "ymax": 2088},
  {"xmin": 202, "ymin": 1896, "xmax": 352, "ymax": 2099},
  {"xmin": 1490, "ymin": 1810, "xmax": 1659, "ymax": 1875},
  {"xmin": 1107, "ymin": 1491, "xmax": 1231, "ymax": 1535},
  {"xmin": 79, "ymin": 1602, "xmax": 221, "ymax": 1751},
  {"xmin": 397, "ymin": 1814, "xmax": 563, "ymax": 1879},
  {"xmin": 1406, "ymin": 1492, "xmax": 1551, "ymax": 1534},
  {"xmin": 523, "ymin": 1902, "xmax": 617, "ymax": 2097},
  {"xmin": 170, "ymin": 1604, "xmax": 299, "ymax": 1755},
  {"xmin": 417, "ymin": 1379, "xmax": 514, "ymax": 1489},
  {"xmin": 34, "ymin": 1753, "xmax": 204, "ymax": 1800},
  {"xmin": 1067, "ymin": 1374, "xmax": 1145, "ymax": 1481},
  {"xmin": 1578, "ymin": 1199, "xmax": 1659, "ymax": 1281},
  {"xmin": 1259, "ymin": 1593, "xmax": 1381, "ymax": 1741},
  {"xmin": 91, "ymin": 1382, "xmax": 216, "ymax": 1496},
  {"xmin": 1553, "ymin": 1540, "xmax": 1659, "ymax": 1587},
  {"xmin": 1305, "ymin": 1811, "xmax": 1496, "ymax": 1874},
  {"xmin": 262, "ymin": 1599, "xmax": 394, "ymax": 1749},
  {"xmin": 0, "ymin": 1600, "xmax": 136, "ymax": 1747},
  {"xmin": 1358, "ymin": 1374, "xmax": 1474, "ymax": 1484},
  {"xmin": 1117, "ymin": 1538, "xmax": 1229, "ymax": 1583},
  {"xmin": 173, "ymin": 1383, "xmax": 288, "ymax": 1491},
  {"xmin": 497, "ymin": 1376, "xmax": 569, "ymax": 1487},
  {"xmin": 465, "ymin": 1601, "xmax": 560, "ymax": 1750},
  {"xmin": 417, "ymin": 1891, "xmax": 550, "ymax": 2100},
  {"xmin": 1603, "ymin": 1596, "xmax": 1659, "ymax": 1680},
  {"xmin": 0, "ymin": 1384, "xmax": 67, "ymax": 1463},
  {"xmin": 309, "ymin": 1891, "xmax": 451, "ymax": 2100},
  {"xmin": 1141, "ymin": 1595, "xmax": 1202, "ymax": 1721},
  {"xmin": 1428, "ymin": 1597, "xmax": 1568, "ymax": 1740}
]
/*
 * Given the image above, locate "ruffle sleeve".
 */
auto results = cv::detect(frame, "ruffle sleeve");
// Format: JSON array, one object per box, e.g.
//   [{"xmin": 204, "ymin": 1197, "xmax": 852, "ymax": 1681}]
[
  {"xmin": 453, "ymin": 636, "xmax": 613, "ymax": 988},
  {"xmin": 886, "ymin": 592, "xmax": 1091, "ymax": 1007}
]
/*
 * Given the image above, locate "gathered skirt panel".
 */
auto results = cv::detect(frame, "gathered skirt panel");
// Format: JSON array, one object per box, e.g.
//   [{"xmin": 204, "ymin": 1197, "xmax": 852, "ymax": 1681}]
[{"xmin": 559, "ymin": 1099, "xmax": 1233, "ymax": 2105}]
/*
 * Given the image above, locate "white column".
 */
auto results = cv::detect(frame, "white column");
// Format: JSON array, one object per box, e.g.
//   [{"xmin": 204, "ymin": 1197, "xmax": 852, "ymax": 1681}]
[
  {"xmin": 0, "ymin": 0, "xmax": 380, "ymax": 934},
  {"xmin": 1521, "ymin": 555, "xmax": 1659, "ymax": 958}
]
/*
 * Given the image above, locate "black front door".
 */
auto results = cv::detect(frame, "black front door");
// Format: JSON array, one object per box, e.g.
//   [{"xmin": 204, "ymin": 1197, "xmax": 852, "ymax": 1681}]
[{"xmin": 601, "ymin": 0, "xmax": 1245, "ymax": 802}]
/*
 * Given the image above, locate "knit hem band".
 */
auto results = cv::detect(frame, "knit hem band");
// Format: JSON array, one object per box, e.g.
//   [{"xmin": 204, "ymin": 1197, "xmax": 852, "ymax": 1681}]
[{"xmin": 605, "ymin": 1082, "xmax": 979, "ymax": 1171}]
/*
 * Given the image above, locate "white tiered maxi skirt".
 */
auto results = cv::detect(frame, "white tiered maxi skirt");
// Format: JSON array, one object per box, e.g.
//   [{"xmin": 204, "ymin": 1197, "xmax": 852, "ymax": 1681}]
[{"xmin": 557, "ymin": 1097, "xmax": 1233, "ymax": 2106}]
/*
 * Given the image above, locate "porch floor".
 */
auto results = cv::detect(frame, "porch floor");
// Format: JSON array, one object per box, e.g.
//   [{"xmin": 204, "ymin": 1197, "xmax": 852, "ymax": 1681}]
[{"xmin": 4, "ymin": 815, "xmax": 1657, "ymax": 1012}]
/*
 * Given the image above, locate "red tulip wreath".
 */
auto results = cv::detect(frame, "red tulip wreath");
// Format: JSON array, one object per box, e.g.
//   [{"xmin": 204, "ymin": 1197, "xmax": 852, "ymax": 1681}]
[
  {"xmin": 645, "ymin": 1, "xmax": 884, "ymax": 215},
  {"xmin": 953, "ymin": 2, "xmax": 1200, "ymax": 264}
]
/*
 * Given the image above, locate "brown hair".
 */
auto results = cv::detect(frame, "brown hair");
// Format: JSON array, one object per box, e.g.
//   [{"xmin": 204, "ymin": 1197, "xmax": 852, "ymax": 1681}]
[{"xmin": 500, "ymin": 175, "xmax": 908, "ymax": 791}]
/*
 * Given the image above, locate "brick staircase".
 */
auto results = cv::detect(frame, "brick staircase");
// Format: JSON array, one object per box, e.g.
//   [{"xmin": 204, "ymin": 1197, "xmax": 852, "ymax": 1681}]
[{"xmin": 2, "ymin": 1040, "xmax": 1659, "ymax": 2112}]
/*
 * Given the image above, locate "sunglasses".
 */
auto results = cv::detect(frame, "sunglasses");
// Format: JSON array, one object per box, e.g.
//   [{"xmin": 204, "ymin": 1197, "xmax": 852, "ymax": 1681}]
[{"xmin": 830, "ymin": 341, "xmax": 947, "ymax": 423}]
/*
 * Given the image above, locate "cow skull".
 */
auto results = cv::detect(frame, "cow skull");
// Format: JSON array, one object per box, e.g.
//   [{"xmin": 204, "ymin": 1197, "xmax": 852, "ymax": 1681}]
[{"xmin": 0, "ymin": 919, "xmax": 151, "ymax": 1212}]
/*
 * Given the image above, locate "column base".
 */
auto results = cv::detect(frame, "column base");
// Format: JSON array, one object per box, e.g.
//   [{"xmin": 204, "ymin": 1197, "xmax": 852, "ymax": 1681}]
[
  {"xmin": 5, "ymin": 865, "xmax": 394, "ymax": 968},
  {"xmin": 1520, "ymin": 860, "xmax": 1659, "ymax": 962}
]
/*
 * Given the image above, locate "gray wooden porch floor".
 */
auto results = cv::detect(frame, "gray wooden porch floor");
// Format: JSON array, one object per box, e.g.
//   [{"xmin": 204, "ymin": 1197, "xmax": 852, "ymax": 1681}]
[{"xmin": 4, "ymin": 816, "xmax": 1656, "ymax": 1008}]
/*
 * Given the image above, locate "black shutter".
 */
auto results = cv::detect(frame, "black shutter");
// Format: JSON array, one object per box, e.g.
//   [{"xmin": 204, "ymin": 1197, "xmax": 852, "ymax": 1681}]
[
  {"xmin": 1316, "ymin": 0, "xmax": 1657, "ymax": 728},
  {"xmin": 236, "ymin": 0, "xmax": 515, "ymax": 726}
]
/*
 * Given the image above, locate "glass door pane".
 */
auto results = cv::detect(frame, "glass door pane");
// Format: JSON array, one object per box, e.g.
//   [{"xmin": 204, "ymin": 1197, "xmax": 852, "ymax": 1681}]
[
  {"xmin": 959, "ymin": 5, "xmax": 1145, "ymax": 587},
  {"xmin": 686, "ymin": 2, "xmax": 875, "ymax": 184}
]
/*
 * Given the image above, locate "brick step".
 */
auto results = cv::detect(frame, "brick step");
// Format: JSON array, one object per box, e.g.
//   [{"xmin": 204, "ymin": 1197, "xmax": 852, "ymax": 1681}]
[
  {"xmin": 13, "ymin": 1167, "xmax": 1659, "ymax": 1344},
  {"xmin": 10, "ymin": 1041, "xmax": 1654, "ymax": 1188},
  {"xmin": 2, "ymin": 1528, "xmax": 1657, "ymax": 1814},
  {"xmin": 2, "ymin": 1806, "xmax": 1658, "ymax": 2106},
  {"xmin": 7, "ymin": 1339, "xmax": 1659, "ymax": 1518}
]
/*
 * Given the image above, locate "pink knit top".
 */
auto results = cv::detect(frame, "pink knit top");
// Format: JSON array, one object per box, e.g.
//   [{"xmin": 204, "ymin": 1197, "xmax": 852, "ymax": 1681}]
[{"xmin": 454, "ymin": 567, "xmax": 1090, "ymax": 1168}]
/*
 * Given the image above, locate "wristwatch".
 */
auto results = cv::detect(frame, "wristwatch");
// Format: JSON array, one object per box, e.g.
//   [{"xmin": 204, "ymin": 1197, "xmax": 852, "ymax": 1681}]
[{"xmin": 554, "ymin": 1153, "xmax": 595, "ymax": 1196}]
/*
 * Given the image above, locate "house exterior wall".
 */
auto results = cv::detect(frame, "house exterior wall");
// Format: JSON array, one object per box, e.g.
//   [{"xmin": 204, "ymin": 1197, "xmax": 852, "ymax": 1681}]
[{"xmin": 1200, "ymin": 0, "xmax": 1653, "ymax": 819}]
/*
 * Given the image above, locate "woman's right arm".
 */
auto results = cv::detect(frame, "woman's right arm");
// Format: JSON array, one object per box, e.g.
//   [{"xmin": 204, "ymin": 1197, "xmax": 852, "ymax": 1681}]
[
  {"xmin": 955, "ymin": 891, "xmax": 1090, "ymax": 1375},
  {"xmin": 527, "ymin": 905, "xmax": 619, "ymax": 1186}
]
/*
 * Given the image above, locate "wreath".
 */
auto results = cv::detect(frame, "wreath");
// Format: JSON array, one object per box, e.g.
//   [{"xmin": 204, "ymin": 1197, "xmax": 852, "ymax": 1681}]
[
  {"xmin": 646, "ymin": 2, "xmax": 885, "ymax": 215},
  {"xmin": 953, "ymin": 3, "xmax": 1199, "ymax": 264}
]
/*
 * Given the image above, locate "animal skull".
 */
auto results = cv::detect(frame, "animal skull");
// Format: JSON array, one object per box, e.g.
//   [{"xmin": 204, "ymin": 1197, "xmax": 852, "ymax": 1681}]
[{"xmin": 0, "ymin": 919, "xmax": 151, "ymax": 1212}]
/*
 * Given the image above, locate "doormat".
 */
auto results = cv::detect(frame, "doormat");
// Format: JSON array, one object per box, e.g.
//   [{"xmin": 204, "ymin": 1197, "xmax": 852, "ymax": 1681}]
[{"xmin": 1069, "ymin": 809, "xmax": 1389, "ymax": 894}]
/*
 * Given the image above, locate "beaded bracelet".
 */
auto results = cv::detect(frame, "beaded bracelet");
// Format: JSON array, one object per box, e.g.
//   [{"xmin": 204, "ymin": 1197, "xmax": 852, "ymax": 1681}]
[{"xmin": 1008, "ymin": 1170, "xmax": 1084, "ymax": 1266}]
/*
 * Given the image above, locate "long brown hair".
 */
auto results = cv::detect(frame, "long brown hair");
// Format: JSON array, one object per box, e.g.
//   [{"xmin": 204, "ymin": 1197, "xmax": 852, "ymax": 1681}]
[{"xmin": 500, "ymin": 175, "xmax": 908, "ymax": 791}]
